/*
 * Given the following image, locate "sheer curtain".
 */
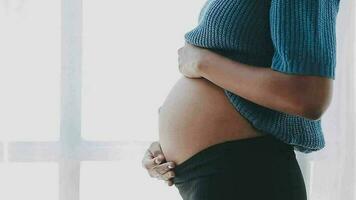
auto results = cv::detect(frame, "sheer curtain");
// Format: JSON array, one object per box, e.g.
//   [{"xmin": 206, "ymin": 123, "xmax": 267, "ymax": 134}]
[{"xmin": 295, "ymin": 0, "xmax": 356, "ymax": 199}]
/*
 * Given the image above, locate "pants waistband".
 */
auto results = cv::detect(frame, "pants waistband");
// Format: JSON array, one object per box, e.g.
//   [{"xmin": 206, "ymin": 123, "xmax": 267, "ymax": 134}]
[{"xmin": 172, "ymin": 135, "xmax": 294, "ymax": 184}]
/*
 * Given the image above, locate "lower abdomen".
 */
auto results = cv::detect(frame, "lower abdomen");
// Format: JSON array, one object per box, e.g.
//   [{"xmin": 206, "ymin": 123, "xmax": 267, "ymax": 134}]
[{"xmin": 158, "ymin": 76, "xmax": 266, "ymax": 165}]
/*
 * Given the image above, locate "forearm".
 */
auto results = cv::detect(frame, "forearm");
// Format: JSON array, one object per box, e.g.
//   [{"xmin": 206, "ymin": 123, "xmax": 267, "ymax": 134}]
[{"xmin": 198, "ymin": 51, "xmax": 317, "ymax": 119}]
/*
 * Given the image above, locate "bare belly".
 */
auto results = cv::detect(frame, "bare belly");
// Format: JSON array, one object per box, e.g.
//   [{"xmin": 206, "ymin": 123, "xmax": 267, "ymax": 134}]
[{"xmin": 158, "ymin": 76, "xmax": 267, "ymax": 165}]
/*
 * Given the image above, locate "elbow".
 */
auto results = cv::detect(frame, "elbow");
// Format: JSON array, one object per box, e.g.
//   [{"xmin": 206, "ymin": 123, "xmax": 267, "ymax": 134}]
[
  {"xmin": 289, "ymin": 94, "xmax": 328, "ymax": 120},
  {"xmin": 296, "ymin": 100, "xmax": 329, "ymax": 121},
  {"xmin": 299, "ymin": 106, "xmax": 324, "ymax": 121},
  {"xmin": 295, "ymin": 93, "xmax": 332, "ymax": 121},
  {"xmin": 284, "ymin": 75, "xmax": 333, "ymax": 121}
]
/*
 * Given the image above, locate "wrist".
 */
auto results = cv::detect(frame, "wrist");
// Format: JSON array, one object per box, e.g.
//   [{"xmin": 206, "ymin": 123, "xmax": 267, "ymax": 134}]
[{"xmin": 197, "ymin": 49, "xmax": 215, "ymax": 77}]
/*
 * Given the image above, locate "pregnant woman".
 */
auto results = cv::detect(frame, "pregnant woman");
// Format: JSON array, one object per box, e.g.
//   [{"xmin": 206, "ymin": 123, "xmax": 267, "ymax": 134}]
[{"xmin": 142, "ymin": 0, "xmax": 340, "ymax": 199}]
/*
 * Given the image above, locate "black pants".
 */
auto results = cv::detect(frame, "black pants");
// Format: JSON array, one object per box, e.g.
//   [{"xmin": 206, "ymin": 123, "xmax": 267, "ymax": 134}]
[{"xmin": 172, "ymin": 135, "xmax": 307, "ymax": 200}]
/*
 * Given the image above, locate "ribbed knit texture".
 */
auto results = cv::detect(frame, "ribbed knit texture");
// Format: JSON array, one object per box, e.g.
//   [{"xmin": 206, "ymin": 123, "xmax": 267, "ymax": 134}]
[{"xmin": 184, "ymin": 0, "xmax": 340, "ymax": 153}]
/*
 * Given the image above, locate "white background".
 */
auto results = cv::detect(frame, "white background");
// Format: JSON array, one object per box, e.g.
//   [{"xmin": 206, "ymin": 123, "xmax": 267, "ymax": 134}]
[{"xmin": 0, "ymin": 0, "xmax": 206, "ymax": 199}]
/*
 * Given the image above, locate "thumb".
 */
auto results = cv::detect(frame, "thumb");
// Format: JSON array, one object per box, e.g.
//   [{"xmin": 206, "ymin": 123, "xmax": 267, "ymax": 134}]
[{"xmin": 155, "ymin": 154, "xmax": 165, "ymax": 164}]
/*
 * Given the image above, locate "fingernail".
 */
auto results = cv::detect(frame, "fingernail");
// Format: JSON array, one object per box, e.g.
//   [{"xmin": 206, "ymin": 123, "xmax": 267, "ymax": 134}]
[
  {"xmin": 168, "ymin": 165, "xmax": 173, "ymax": 169},
  {"xmin": 155, "ymin": 157, "xmax": 161, "ymax": 164}
]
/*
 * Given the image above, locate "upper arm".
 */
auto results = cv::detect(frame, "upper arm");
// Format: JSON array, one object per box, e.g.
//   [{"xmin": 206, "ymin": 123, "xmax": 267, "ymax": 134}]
[
  {"xmin": 269, "ymin": 0, "xmax": 340, "ymax": 119},
  {"xmin": 269, "ymin": 0, "xmax": 340, "ymax": 79}
]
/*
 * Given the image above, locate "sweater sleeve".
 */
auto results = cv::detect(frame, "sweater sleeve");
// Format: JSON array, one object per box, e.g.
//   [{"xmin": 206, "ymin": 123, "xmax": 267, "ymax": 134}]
[{"xmin": 269, "ymin": 0, "xmax": 340, "ymax": 80}]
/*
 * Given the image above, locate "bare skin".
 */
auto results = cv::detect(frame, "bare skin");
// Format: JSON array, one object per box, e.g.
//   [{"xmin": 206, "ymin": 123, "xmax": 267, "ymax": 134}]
[
  {"xmin": 158, "ymin": 76, "xmax": 266, "ymax": 166},
  {"xmin": 142, "ymin": 75, "xmax": 266, "ymax": 186},
  {"xmin": 141, "ymin": 43, "xmax": 333, "ymax": 186},
  {"xmin": 178, "ymin": 42, "xmax": 333, "ymax": 120},
  {"xmin": 141, "ymin": 141, "xmax": 176, "ymax": 186}
]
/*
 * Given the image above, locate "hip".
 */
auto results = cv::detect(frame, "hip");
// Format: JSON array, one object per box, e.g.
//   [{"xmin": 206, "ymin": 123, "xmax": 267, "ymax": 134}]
[{"xmin": 173, "ymin": 135, "xmax": 307, "ymax": 200}]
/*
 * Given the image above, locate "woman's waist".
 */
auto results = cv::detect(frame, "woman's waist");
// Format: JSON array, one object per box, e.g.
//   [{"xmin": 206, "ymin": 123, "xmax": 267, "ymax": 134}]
[
  {"xmin": 223, "ymin": 89, "xmax": 326, "ymax": 153},
  {"xmin": 172, "ymin": 135, "xmax": 295, "ymax": 184}
]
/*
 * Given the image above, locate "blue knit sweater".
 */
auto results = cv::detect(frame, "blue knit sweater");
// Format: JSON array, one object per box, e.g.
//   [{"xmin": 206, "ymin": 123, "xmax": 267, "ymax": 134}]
[{"xmin": 184, "ymin": 0, "xmax": 340, "ymax": 153}]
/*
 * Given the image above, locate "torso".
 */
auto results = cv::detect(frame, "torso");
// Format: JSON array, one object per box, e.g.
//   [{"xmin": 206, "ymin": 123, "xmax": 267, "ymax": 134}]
[{"xmin": 158, "ymin": 76, "xmax": 267, "ymax": 165}]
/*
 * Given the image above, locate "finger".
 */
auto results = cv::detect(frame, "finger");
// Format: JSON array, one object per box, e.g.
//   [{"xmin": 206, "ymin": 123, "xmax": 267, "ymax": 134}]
[
  {"xmin": 142, "ymin": 158, "xmax": 155, "ymax": 170},
  {"xmin": 153, "ymin": 161, "xmax": 176, "ymax": 175},
  {"xmin": 144, "ymin": 156, "xmax": 167, "ymax": 170},
  {"xmin": 165, "ymin": 180, "xmax": 174, "ymax": 186},
  {"xmin": 161, "ymin": 170, "xmax": 175, "ymax": 181},
  {"xmin": 142, "ymin": 150, "xmax": 157, "ymax": 169},
  {"xmin": 144, "ymin": 148, "xmax": 154, "ymax": 158},
  {"xmin": 143, "ymin": 154, "xmax": 168, "ymax": 171},
  {"xmin": 149, "ymin": 142, "xmax": 166, "ymax": 161}
]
